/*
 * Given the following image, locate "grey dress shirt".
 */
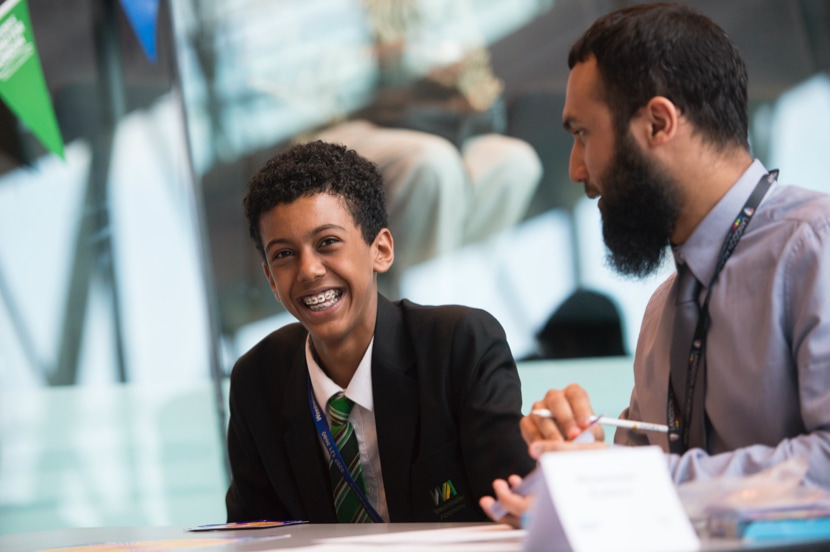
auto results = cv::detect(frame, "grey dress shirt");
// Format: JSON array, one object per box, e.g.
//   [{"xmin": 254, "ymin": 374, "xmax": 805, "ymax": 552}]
[{"xmin": 615, "ymin": 159, "xmax": 830, "ymax": 490}]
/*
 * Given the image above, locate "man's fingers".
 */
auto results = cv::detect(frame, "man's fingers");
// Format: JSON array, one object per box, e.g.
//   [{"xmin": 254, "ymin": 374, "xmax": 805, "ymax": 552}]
[
  {"xmin": 523, "ymin": 385, "xmax": 600, "ymax": 455},
  {"xmin": 539, "ymin": 384, "xmax": 597, "ymax": 440},
  {"xmin": 530, "ymin": 439, "xmax": 607, "ymax": 458},
  {"xmin": 526, "ymin": 400, "xmax": 568, "ymax": 441},
  {"xmin": 562, "ymin": 384, "xmax": 595, "ymax": 423}
]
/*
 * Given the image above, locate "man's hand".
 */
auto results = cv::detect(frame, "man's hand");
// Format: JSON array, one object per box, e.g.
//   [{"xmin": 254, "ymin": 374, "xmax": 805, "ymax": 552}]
[
  {"xmin": 520, "ymin": 384, "xmax": 605, "ymax": 459},
  {"xmin": 480, "ymin": 385, "xmax": 608, "ymax": 527}
]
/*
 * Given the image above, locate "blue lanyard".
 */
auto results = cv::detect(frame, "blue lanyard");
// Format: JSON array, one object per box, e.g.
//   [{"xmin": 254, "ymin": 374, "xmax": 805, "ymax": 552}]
[
  {"xmin": 307, "ymin": 375, "xmax": 384, "ymax": 522},
  {"xmin": 667, "ymin": 170, "xmax": 778, "ymax": 454}
]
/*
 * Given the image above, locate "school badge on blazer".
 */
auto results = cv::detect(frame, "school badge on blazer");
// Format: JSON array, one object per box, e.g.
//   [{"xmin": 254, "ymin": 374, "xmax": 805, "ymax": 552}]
[{"xmin": 430, "ymin": 479, "xmax": 467, "ymax": 520}]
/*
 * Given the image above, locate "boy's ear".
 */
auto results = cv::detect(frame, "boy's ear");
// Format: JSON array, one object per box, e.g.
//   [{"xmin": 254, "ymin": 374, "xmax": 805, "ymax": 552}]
[
  {"xmin": 372, "ymin": 228, "xmax": 394, "ymax": 274},
  {"xmin": 262, "ymin": 261, "xmax": 281, "ymax": 303}
]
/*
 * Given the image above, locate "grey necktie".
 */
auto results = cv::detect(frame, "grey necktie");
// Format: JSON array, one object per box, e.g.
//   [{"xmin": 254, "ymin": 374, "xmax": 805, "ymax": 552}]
[{"xmin": 669, "ymin": 262, "xmax": 706, "ymax": 450}]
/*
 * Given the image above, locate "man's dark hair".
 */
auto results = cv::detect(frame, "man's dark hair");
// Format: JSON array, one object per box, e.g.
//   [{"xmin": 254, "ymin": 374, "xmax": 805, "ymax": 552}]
[
  {"xmin": 568, "ymin": 2, "xmax": 749, "ymax": 150},
  {"xmin": 244, "ymin": 140, "xmax": 389, "ymax": 259}
]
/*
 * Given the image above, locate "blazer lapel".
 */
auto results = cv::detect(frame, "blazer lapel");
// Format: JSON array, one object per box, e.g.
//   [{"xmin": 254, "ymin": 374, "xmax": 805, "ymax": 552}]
[
  {"xmin": 282, "ymin": 344, "xmax": 337, "ymax": 522},
  {"xmin": 372, "ymin": 295, "xmax": 419, "ymax": 520}
]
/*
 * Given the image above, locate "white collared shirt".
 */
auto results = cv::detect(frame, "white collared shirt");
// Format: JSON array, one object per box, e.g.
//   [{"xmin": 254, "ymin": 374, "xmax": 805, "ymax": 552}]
[{"xmin": 306, "ymin": 337, "xmax": 389, "ymax": 521}]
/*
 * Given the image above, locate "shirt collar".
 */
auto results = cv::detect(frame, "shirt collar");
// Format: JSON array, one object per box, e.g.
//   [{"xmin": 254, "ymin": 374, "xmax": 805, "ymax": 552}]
[
  {"xmin": 307, "ymin": 336, "xmax": 375, "ymax": 414},
  {"xmin": 674, "ymin": 159, "xmax": 770, "ymax": 286}
]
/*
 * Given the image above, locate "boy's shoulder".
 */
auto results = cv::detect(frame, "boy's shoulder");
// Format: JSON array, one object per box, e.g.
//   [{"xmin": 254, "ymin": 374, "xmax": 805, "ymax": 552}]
[
  {"xmin": 231, "ymin": 322, "xmax": 308, "ymax": 379},
  {"xmin": 396, "ymin": 296, "xmax": 485, "ymax": 316},
  {"xmin": 393, "ymin": 297, "xmax": 503, "ymax": 334}
]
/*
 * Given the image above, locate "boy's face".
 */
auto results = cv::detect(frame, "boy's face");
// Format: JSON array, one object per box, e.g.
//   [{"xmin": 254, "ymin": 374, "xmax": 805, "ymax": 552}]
[{"xmin": 259, "ymin": 192, "xmax": 393, "ymax": 350}]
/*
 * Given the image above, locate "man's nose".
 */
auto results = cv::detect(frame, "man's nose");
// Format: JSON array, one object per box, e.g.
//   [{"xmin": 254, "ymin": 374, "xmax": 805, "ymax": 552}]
[{"xmin": 568, "ymin": 143, "xmax": 588, "ymax": 184}]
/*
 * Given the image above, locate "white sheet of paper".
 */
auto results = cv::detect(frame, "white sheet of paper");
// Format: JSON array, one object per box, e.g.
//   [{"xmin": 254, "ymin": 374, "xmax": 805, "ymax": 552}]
[
  {"xmin": 523, "ymin": 446, "xmax": 700, "ymax": 552},
  {"xmin": 302, "ymin": 524, "xmax": 524, "ymax": 552}
]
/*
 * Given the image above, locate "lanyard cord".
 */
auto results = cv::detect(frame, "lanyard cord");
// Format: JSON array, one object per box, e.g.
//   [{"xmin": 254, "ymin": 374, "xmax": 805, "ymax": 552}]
[
  {"xmin": 667, "ymin": 170, "xmax": 778, "ymax": 454},
  {"xmin": 307, "ymin": 375, "xmax": 384, "ymax": 522}
]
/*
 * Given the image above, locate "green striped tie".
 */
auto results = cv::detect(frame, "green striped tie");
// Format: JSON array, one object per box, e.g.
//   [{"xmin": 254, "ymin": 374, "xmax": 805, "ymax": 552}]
[{"xmin": 327, "ymin": 393, "xmax": 373, "ymax": 523}]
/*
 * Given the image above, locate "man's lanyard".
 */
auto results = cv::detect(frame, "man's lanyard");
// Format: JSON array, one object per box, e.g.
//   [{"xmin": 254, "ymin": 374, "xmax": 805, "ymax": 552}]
[
  {"xmin": 307, "ymin": 375, "xmax": 384, "ymax": 522},
  {"xmin": 667, "ymin": 170, "xmax": 778, "ymax": 454}
]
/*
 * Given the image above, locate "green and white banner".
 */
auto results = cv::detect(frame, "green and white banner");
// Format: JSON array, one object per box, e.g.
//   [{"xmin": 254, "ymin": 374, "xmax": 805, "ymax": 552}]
[{"xmin": 0, "ymin": 0, "xmax": 64, "ymax": 159}]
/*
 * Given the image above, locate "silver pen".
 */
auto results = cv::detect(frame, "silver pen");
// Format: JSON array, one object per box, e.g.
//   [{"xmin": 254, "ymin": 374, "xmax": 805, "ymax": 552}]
[{"xmin": 531, "ymin": 409, "xmax": 669, "ymax": 433}]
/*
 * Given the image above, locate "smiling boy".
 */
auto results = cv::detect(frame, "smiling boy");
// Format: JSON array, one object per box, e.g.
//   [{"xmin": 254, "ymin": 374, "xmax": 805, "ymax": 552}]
[{"xmin": 225, "ymin": 140, "xmax": 534, "ymax": 523}]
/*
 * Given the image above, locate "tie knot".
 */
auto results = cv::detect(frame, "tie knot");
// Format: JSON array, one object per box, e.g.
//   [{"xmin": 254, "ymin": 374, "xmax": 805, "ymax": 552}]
[
  {"xmin": 327, "ymin": 392, "xmax": 354, "ymax": 427},
  {"xmin": 675, "ymin": 263, "xmax": 699, "ymax": 305}
]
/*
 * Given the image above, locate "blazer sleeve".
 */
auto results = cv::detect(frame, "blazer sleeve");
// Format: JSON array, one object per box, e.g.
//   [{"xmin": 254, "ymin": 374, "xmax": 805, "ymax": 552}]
[
  {"xmin": 225, "ymin": 358, "xmax": 292, "ymax": 522},
  {"xmin": 451, "ymin": 308, "xmax": 536, "ymax": 497}
]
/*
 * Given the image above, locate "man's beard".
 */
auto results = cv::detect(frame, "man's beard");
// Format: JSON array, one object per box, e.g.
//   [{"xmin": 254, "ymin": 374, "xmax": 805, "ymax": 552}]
[{"xmin": 599, "ymin": 133, "xmax": 681, "ymax": 278}]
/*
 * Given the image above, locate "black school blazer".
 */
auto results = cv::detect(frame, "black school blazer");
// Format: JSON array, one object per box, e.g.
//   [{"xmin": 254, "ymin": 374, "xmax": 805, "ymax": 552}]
[{"xmin": 225, "ymin": 294, "xmax": 534, "ymax": 523}]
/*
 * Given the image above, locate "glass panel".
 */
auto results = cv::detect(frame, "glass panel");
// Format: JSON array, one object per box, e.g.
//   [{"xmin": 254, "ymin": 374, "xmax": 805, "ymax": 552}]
[
  {"xmin": 0, "ymin": 0, "xmax": 226, "ymax": 534},
  {"xmin": 170, "ymin": 0, "xmax": 830, "ymax": 365}
]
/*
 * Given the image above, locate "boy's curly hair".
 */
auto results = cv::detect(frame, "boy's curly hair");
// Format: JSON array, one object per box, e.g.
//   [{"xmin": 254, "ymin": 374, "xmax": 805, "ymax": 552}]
[{"xmin": 244, "ymin": 140, "xmax": 389, "ymax": 260}]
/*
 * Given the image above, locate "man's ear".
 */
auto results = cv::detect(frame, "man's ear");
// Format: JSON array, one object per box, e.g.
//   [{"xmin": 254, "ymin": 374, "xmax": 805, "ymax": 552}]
[
  {"xmin": 634, "ymin": 96, "xmax": 680, "ymax": 147},
  {"xmin": 372, "ymin": 228, "xmax": 394, "ymax": 274},
  {"xmin": 262, "ymin": 261, "xmax": 281, "ymax": 303}
]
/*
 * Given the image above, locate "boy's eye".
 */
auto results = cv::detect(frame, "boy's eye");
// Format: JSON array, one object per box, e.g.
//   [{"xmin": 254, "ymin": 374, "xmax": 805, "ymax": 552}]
[
  {"xmin": 271, "ymin": 249, "xmax": 293, "ymax": 261},
  {"xmin": 319, "ymin": 237, "xmax": 339, "ymax": 248}
]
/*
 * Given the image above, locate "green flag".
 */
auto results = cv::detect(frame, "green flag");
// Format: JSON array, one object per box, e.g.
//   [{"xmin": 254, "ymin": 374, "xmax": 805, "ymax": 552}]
[{"xmin": 0, "ymin": 0, "xmax": 64, "ymax": 159}]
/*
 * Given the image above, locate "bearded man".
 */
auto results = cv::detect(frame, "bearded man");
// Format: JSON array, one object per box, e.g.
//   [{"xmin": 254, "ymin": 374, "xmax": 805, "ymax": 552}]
[{"xmin": 481, "ymin": 1, "xmax": 830, "ymax": 522}]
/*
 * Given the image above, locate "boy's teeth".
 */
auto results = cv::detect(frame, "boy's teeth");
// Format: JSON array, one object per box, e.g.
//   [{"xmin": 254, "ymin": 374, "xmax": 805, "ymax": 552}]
[
  {"xmin": 304, "ymin": 289, "xmax": 340, "ymax": 310},
  {"xmin": 306, "ymin": 290, "xmax": 334, "ymax": 304}
]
